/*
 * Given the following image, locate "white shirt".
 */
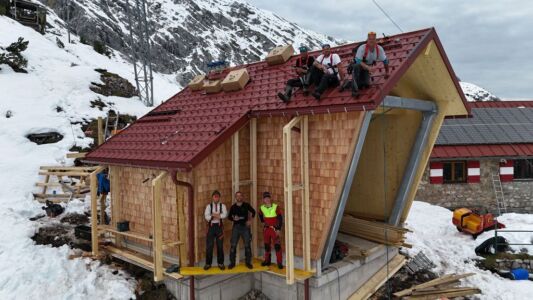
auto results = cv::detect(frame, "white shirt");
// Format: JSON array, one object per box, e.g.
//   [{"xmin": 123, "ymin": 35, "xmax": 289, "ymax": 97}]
[
  {"xmin": 204, "ymin": 201, "xmax": 228, "ymax": 224},
  {"xmin": 316, "ymin": 53, "xmax": 342, "ymax": 79}
]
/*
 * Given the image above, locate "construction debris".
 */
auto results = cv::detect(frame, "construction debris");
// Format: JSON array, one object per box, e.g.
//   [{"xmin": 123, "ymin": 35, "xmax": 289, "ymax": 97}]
[
  {"xmin": 33, "ymin": 165, "xmax": 98, "ymax": 203},
  {"xmin": 405, "ymin": 251, "xmax": 436, "ymax": 275},
  {"xmin": 393, "ymin": 273, "xmax": 480, "ymax": 299},
  {"xmin": 339, "ymin": 214, "xmax": 411, "ymax": 247}
]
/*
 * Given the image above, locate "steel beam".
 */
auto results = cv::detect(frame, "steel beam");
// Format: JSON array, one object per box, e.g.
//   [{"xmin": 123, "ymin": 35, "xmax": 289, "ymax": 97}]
[{"xmin": 382, "ymin": 96, "xmax": 436, "ymax": 112}]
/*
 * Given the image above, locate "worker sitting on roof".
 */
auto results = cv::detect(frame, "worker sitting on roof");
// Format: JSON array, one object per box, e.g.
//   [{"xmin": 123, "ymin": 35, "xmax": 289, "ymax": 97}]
[
  {"xmin": 228, "ymin": 191, "xmax": 256, "ymax": 270},
  {"xmin": 204, "ymin": 190, "xmax": 228, "ymax": 271},
  {"xmin": 311, "ymin": 43, "xmax": 344, "ymax": 100},
  {"xmin": 277, "ymin": 45, "xmax": 316, "ymax": 103},
  {"xmin": 350, "ymin": 31, "xmax": 390, "ymax": 96},
  {"xmin": 259, "ymin": 191, "xmax": 284, "ymax": 269}
]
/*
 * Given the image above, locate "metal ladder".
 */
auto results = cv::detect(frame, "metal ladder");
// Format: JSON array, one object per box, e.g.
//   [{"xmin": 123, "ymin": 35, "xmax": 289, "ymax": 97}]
[
  {"xmin": 491, "ymin": 173, "xmax": 507, "ymax": 215},
  {"xmin": 104, "ymin": 111, "xmax": 120, "ymax": 140}
]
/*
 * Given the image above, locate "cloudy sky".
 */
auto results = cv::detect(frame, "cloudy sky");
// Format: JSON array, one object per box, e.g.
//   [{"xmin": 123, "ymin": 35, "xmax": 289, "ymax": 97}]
[{"xmin": 248, "ymin": 0, "xmax": 533, "ymax": 99}]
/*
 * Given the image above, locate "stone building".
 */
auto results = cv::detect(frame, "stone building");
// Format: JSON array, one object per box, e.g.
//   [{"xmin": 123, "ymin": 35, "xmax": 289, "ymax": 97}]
[{"xmin": 417, "ymin": 101, "xmax": 533, "ymax": 214}]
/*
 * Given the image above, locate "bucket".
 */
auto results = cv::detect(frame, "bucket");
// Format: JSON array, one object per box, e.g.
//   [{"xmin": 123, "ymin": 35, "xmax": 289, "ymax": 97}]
[{"xmin": 510, "ymin": 268, "xmax": 529, "ymax": 280}]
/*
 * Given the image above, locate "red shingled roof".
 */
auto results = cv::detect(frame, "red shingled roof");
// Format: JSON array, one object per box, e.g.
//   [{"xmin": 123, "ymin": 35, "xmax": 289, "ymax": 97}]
[
  {"xmin": 432, "ymin": 144, "xmax": 533, "ymax": 159},
  {"xmin": 85, "ymin": 28, "xmax": 468, "ymax": 170}
]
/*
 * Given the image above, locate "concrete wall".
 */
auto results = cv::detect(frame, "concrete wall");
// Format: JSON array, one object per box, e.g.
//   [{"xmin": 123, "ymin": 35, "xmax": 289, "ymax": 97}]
[{"xmin": 416, "ymin": 159, "xmax": 533, "ymax": 213}]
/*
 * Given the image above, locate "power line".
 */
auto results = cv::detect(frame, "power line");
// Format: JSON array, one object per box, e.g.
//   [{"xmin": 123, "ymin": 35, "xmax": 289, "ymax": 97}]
[{"xmin": 372, "ymin": 0, "xmax": 404, "ymax": 33}]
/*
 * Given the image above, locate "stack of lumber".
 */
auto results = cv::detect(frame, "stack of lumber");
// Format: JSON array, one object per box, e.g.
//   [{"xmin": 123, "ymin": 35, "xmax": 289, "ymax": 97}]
[
  {"xmin": 339, "ymin": 214, "xmax": 411, "ymax": 247},
  {"xmin": 393, "ymin": 273, "xmax": 480, "ymax": 299},
  {"xmin": 33, "ymin": 166, "xmax": 97, "ymax": 203}
]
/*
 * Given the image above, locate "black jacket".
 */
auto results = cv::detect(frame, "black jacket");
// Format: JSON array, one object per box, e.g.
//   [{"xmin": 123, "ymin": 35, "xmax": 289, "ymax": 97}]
[{"xmin": 228, "ymin": 202, "xmax": 256, "ymax": 226}]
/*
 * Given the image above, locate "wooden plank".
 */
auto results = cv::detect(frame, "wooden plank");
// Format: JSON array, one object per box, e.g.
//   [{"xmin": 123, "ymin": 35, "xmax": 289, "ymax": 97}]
[
  {"xmin": 405, "ymin": 288, "xmax": 481, "ymax": 300},
  {"xmin": 152, "ymin": 171, "xmax": 167, "ymax": 281},
  {"xmin": 40, "ymin": 166, "xmax": 97, "ymax": 171},
  {"xmin": 97, "ymin": 117, "xmax": 104, "ymax": 145},
  {"xmin": 99, "ymin": 225, "xmax": 153, "ymax": 242},
  {"xmin": 90, "ymin": 166, "xmax": 106, "ymax": 256},
  {"xmin": 39, "ymin": 171, "xmax": 92, "ymax": 177},
  {"xmin": 175, "ymin": 173, "xmax": 187, "ymax": 266},
  {"xmin": 349, "ymin": 254, "xmax": 406, "ymax": 300},
  {"xmin": 393, "ymin": 273, "xmax": 475, "ymax": 297},
  {"xmin": 42, "ymin": 174, "xmax": 50, "ymax": 194},
  {"xmin": 99, "ymin": 193, "xmax": 106, "ymax": 230},
  {"xmin": 66, "ymin": 152, "xmax": 87, "ymax": 159},
  {"xmin": 109, "ymin": 166, "xmax": 122, "ymax": 247},
  {"xmin": 231, "ymin": 131, "xmax": 240, "ymax": 263},
  {"xmin": 250, "ymin": 118, "xmax": 258, "ymax": 257}
]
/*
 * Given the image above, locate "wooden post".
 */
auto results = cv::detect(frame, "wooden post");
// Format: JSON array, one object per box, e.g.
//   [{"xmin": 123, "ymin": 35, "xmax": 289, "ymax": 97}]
[
  {"xmin": 152, "ymin": 171, "xmax": 167, "ymax": 281},
  {"xmin": 99, "ymin": 193, "xmax": 106, "ymax": 228},
  {"xmin": 42, "ymin": 174, "xmax": 50, "ymax": 194},
  {"xmin": 231, "ymin": 131, "xmax": 240, "ymax": 263},
  {"xmin": 110, "ymin": 166, "xmax": 122, "ymax": 247},
  {"xmin": 97, "ymin": 117, "xmax": 104, "ymax": 145},
  {"xmin": 90, "ymin": 166, "xmax": 106, "ymax": 256},
  {"xmin": 250, "ymin": 118, "xmax": 258, "ymax": 256},
  {"xmin": 301, "ymin": 116, "xmax": 311, "ymax": 271},
  {"xmin": 283, "ymin": 116, "xmax": 300, "ymax": 285}
]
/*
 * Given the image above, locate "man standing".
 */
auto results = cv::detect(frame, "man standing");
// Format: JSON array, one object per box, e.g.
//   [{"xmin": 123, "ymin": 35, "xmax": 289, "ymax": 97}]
[
  {"xmin": 351, "ymin": 31, "xmax": 390, "ymax": 96},
  {"xmin": 258, "ymin": 192, "xmax": 283, "ymax": 269},
  {"xmin": 277, "ymin": 45, "xmax": 315, "ymax": 103},
  {"xmin": 204, "ymin": 190, "xmax": 228, "ymax": 270},
  {"xmin": 227, "ymin": 191, "xmax": 256, "ymax": 269},
  {"xmin": 311, "ymin": 43, "xmax": 344, "ymax": 100}
]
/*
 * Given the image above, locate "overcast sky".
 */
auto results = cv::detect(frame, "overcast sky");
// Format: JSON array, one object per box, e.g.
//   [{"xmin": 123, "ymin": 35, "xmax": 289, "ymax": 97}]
[{"xmin": 248, "ymin": 0, "xmax": 533, "ymax": 99}]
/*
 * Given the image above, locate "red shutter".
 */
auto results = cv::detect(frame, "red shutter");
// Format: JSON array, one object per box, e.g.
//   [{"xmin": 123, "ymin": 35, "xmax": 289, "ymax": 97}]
[
  {"xmin": 500, "ymin": 160, "xmax": 514, "ymax": 182},
  {"xmin": 467, "ymin": 161, "xmax": 480, "ymax": 183},
  {"xmin": 429, "ymin": 162, "xmax": 443, "ymax": 184}
]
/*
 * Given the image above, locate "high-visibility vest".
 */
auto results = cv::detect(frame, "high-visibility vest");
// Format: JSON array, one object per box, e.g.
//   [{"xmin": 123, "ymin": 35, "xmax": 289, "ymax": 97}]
[{"xmin": 260, "ymin": 203, "xmax": 278, "ymax": 218}]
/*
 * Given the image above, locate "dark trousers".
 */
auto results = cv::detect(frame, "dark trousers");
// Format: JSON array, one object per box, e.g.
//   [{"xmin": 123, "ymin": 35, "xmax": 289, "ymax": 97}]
[
  {"xmin": 205, "ymin": 223, "xmax": 224, "ymax": 265},
  {"xmin": 229, "ymin": 223, "xmax": 252, "ymax": 265},
  {"xmin": 312, "ymin": 67, "xmax": 340, "ymax": 94},
  {"xmin": 351, "ymin": 64, "xmax": 371, "ymax": 91}
]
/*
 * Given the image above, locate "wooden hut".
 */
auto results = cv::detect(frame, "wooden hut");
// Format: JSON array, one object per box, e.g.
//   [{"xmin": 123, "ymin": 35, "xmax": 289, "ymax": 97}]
[{"xmin": 85, "ymin": 28, "xmax": 469, "ymax": 298}]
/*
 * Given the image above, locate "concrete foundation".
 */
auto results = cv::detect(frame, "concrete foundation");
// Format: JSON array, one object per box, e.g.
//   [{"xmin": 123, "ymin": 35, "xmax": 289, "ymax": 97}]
[{"xmin": 164, "ymin": 241, "xmax": 398, "ymax": 300}]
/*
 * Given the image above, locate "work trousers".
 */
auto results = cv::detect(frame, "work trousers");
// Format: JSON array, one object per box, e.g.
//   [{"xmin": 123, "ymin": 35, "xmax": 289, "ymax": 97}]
[
  {"xmin": 351, "ymin": 64, "xmax": 371, "ymax": 91},
  {"xmin": 263, "ymin": 226, "xmax": 282, "ymax": 264},
  {"xmin": 313, "ymin": 68, "xmax": 340, "ymax": 94},
  {"xmin": 205, "ymin": 223, "xmax": 224, "ymax": 265},
  {"xmin": 229, "ymin": 223, "xmax": 252, "ymax": 265}
]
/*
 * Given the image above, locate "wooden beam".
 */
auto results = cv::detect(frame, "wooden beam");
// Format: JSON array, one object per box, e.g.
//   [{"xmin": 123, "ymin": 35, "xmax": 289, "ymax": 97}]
[
  {"xmin": 90, "ymin": 166, "xmax": 106, "ymax": 256},
  {"xmin": 99, "ymin": 225, "xmax": 153, "ymax": 242},
  {"xmin": 66, "ymin": 152, "xmax": 87, "ymax": 159},
  {"xmin": 231, "ymin": 130, "xmax": 240, "ymax": 263},
  {"xmin": 250, "ymin": 118, "xmax": 258, "ymax": 257},
  {"xmin": 97, "ymin": 117, "xmax": 104, "ymax": 145},
  {"xmin": 109, "ymin": 166, "xmax": 122, "ymax": 247},
  {"xmin": 349, "ymin": 254, "xmax": 406, "ymax": 300},
  {"xmin": 42, "ymin": 174, "xmax": 50, "ymax": 194},
  {"xmin": 38, "ymin": 171, "xmax": 92, "ymax": 177},
  {"xmin": 176, "ymin": 173, "xmax": 187, "ymax": 266},
  {"xmin": 40, "ymin": 166, "xmax": 97, "ymax": 171},
  {"xmin": 301, "ymin": 115, "xmax": 311, "ymax": 271},
  {"xmin": 152, "ymin": 171, "xmax": 167, "ymax": 282}
]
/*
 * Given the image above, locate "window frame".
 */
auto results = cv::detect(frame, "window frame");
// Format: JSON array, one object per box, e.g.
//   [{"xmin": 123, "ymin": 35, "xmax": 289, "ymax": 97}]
[
  {"xmin": 442, "ymin": 160, "xmax": 467, "ymax": 184},
  {"xmin": 513, "ymin": 159, "xmax": 533, "ymax": 180}
]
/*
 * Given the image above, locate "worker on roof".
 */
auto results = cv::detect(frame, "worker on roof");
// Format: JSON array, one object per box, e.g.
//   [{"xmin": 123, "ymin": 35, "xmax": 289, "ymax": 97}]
[
  {"xmin": 259, "ymin": 191, "xmax": 284, "ymax": 269},
  {"xmin": 277, "ymin": 45, "xmax": 316, "ymax": 103},
  {"xmin": 228, "ymin": 191, "xmax": 256, "ymax": 270},
  {"xmin": 350, "ymin": 31, "xmax": 390, "ymax": 96},
  {"xmin": 311, "ymin": 43, "xmax": 344, "ymax": 100},
  {"xmin": 204, "ymin": 190, "xmax": 228, "ymax": 271}
]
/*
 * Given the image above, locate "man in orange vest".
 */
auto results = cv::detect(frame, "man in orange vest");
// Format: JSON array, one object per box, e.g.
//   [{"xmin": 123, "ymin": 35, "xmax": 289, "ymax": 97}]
[{"xmin": 258, "ymin": 191, "xmax": 283, "ymax": 269}]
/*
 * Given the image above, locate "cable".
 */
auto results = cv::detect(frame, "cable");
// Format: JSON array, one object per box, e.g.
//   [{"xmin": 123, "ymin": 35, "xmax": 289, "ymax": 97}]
[{"xmin": 372, "ymin": 0, "xmax": 404, "ymax": 33}]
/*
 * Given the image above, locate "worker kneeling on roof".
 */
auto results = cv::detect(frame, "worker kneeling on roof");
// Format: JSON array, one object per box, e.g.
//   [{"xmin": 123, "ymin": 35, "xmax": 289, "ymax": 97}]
[
  {"xmin": 204, "ymin": 190, "xmax": 228, "ymax": 271},
  {"xmin": 350, "ymin": 31, "xmax": 390, "ymax": 96},
  {"xmin": 277, "ymin": 45, "xmax": 316, "ymax": 103},
  {"xmin": 311, "ymin": 43, "xmax": 344, "ymax": 100},
  {"xmin": 259, "ymin": 191, "xmax": 284, "ymax": 269},
  {"xmin": 228, "ymin": 191, "xmax": 256, "ymax": 270}
]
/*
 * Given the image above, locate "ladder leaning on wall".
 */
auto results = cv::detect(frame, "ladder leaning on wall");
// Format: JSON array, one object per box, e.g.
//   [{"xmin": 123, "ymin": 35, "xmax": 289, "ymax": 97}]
[{"xmin": 491, "ymin": 173, "xmax": 508, "ymax": 215}]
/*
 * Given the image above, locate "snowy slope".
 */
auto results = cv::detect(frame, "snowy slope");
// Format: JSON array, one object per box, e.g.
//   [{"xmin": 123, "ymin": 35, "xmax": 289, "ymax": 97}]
[
  {"xmin": 460, "ymin": 81, "xmax": 501, "ymax": 102},
  {"xmin": 406, "ymin": 201, "xmax": 533, "ymax": 300},
  {"xmin": 39, "ymin": 0, "xmax": 340, "ymax": 84},
  {"xmin": 0, "ymin": 14, "xmax": 184, "ymax": 299}
]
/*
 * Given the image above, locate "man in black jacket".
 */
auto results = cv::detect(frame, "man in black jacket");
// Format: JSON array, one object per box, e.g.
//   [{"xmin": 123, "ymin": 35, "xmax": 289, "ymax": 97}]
[
  {"xmin": 277, "ymin": 45, "xmax": 315, "ymax": 103},
  {"xmin": 228, "ymin": 191, "xmax": 256, "ymax": 269}
]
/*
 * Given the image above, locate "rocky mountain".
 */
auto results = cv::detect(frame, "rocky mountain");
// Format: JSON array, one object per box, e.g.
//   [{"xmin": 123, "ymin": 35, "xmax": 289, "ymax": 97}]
[
  {"xmin": 37, "ymin": 0, "xmax": 338, "ymax": 85},
  {"xmin": 459, "ymin": 81, "xmax": 501, "ymax": 102}
]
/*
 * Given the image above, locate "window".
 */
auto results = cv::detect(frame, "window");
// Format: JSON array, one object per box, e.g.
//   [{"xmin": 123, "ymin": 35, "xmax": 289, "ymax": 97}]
[
  {"xmin": 514, "ymin": 159, "xmax": 533, "ymax": 179},
  {"xmin": 443, "ymin": 161, "xmax": 466, "ymax": 183}
]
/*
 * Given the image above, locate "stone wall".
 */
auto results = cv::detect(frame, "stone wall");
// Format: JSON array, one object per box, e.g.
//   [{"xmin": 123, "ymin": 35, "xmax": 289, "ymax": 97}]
[
  {"xmin": 416, "ymin": 159, "xmax": 533, "ymax": 214},
  {"xmin": 495, "ymin": 258, "xmax": 533, "ymax": 272}
]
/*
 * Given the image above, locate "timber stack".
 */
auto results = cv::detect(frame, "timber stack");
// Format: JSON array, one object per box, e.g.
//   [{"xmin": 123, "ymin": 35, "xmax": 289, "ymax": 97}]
[
  {"xmin": 339, "ymin": 214, "xmax": 411, "ymax": 247},
  {"xmin": 393, "ymin": 273, "xmax": 480, "ymax": 299}
]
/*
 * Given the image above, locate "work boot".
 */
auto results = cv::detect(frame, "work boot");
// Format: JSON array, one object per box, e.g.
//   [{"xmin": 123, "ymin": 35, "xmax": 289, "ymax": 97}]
[
  {"xmin": 246, "ymin": 263, "xmax": 253, "ymax": 269},
  {"xmin": 261, "ymin": 260, "xmax": 271, "ymax": 267},
  {"xmin": 228, "ymin": 263, "xmax": 235, "ymax": 270},
  {"xmin": 218, "ymin": 264, "xmax": 225, "ymax": 270},
  {"xmin": 339, "ymin": 79, "xmax": 351, "ymax": 92},
  {"xmin": 277, "ymin": 263, "xmax": 284, "ymax": 269},
  {"xmin": 302, "ymin": 85, "xmax": 310, "ymax": 96},
  {"xmin": 312, "ymin": 91, "xmax": 321, "ymax": 100},
  {"xmin": 277, "ymin": 86, "xmax": 292, "ymax": 103},
  {"xmin": 351, "ymin": 78, "xmax": 359, "ymax": 97},
  {"xmin": 203, "ymin": 264, "xmax": 211, "ymax": 270}
]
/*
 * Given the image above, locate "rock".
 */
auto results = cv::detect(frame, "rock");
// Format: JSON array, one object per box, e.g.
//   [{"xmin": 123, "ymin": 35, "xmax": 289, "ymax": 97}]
[
  {"xmin": 0, "ymin": 37, "xmax": 29, "ymax": 73},
  {"xmin": 60, "ymin": 213, "xmax": 90, "ymax": 225},
  {"xmin": 26, "ymin": 131, "xmax": 63, "ymax": 144},
  {"xmin": 56, "ymin": 37, "xmax": 65, "ymax": 49},
  {"xmin": 32, "ymin": 225, "xmax": 71, "ymax": 247},
  {"xmin": 90, "ymin": 69, "xmax": 138, "ymax": 98}
]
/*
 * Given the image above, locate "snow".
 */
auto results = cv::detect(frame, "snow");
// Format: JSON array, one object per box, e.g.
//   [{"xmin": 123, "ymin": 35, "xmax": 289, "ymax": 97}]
[
  {"xmin": 406, "ymin": 201, "xmax": 533, "ymax": 300},
  {"xmin": 0, "ymin": 14, "xmax": 185, "ymax": 299},
  {"xmin": 460, "ymin": 81, "xmax": 501, "ymax": 102}
]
